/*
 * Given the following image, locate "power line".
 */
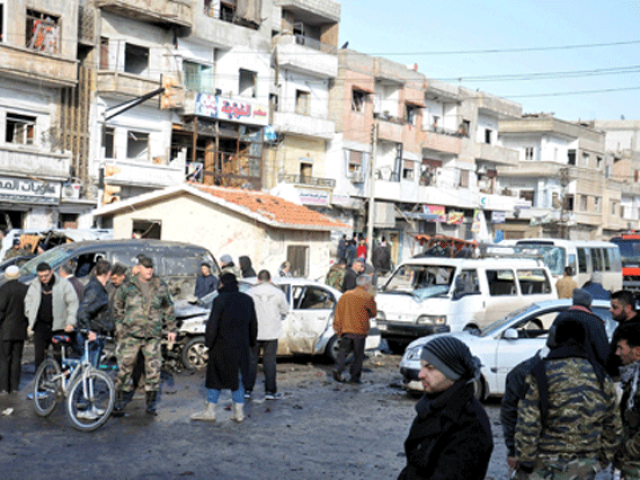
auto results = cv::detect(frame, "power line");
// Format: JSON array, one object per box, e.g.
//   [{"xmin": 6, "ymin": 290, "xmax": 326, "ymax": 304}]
[
  {"xmin": 504, "ymin": 86, "xmax": 640, "ymax": 99},
  {"xmin": 439, "ymin": 65, "xmax": 640, "ymax": 83}
]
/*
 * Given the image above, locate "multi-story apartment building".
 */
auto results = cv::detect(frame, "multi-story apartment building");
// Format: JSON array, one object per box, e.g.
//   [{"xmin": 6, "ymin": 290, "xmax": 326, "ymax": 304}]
[
  {"xmin": 327, "ymin": 49, "xmax": 523, "ymax": 262},
  {"xmin": 0, "ymin": 0, "xmax": 90, "ymax": 230}
]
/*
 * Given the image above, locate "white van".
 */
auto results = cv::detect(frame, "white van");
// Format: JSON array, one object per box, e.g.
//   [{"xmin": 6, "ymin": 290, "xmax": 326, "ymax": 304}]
[{"xmin": 375, "ymin": 256, "xmax": 556, "ymax": 351}]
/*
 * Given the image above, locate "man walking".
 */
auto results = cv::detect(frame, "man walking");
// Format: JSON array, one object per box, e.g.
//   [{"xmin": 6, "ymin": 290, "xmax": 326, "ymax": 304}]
[
  {"xmin": 112, "ymin": 256, "xmax": 177, "ymax": 417},
  {"xmin": 556, "ymin": 266, "xmax": 577, "ymax": 299},
  {"xmin": 342, "ymin": 258, "xmax": 365, "ymax": 292},
  {"xmin": 332, "ymin": 274, "xmax": 376, "ymax": 384},
  {"xmin": 0, "ymin": 266, "xmax": 28, "ymax": 394},
  {"xmin": 515, "ymin": 317, "xmax": 621, "ymax": 479},
  {"xmin": 245, "ymin": 270, "xmax": 288, "ymax": 400},
  {"xmin": 25, "ymin": 262, "xmax": 78, "ymax": 370}
]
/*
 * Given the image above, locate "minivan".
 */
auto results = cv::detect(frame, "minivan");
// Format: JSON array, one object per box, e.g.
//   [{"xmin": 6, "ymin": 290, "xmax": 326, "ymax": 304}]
[
  {"xmin": 375, "ymin": 256, "xmax": 557, "ymax": 352},
  {"xmin": 14, "ymin": 239, "xmax": 218, "ymax": 301}
]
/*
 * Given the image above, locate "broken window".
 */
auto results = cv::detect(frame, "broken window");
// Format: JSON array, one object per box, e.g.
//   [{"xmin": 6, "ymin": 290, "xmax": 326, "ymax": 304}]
[
  {"xmin": 524, "ymin": 147, "xmax": 534, "ymax": 160},
  {"xmin": 239, "ymin": 68, "xmax": 257, "ymax": 97},
  {"xmin": 132, "ymin": 220, "xmax": 161, "ymax": 239},
  {"xmin": 295, "ymin": 90, "xmax": 310, "ymax": 115},
  {"xmin": 520, "ymin": 190, "xmax": 535, "ymax": 205},
  {"xmin": 127, "ymin": 131, "xmax": 149, "ymax": 161},
  {"xmin": 184, "ymin": 61, "xmax": 213, "ymax": 94},
  {"xmin": 103, "ymin": 127, "xmax": 115, "ymax": 159},
  {"xmin": 352, "ymin": 89, "xmax": 366, "ymax": 113},
  {"xmin": 405, "ymin": 104, "xmax": 418, "ymax": 126},
  {"xmin": 6, "ymin": 113, "xmax": 36, "ymax": 145},
  {"xmin": 26, "ymin": 10, "xmax": 59, "ymax": 54},
  {"xmin": 99, "ymin": 37, "xmax": 109, "ymax": 69},
  {"xmin": 220, "ymin": 0, "xmax": 237, "ymax": 22},
  {"xmin": 124, "ymin": 43, "xmax": 149, "ymax": 76}
]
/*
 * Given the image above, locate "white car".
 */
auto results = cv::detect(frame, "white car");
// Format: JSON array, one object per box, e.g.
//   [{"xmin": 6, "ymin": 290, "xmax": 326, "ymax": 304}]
[
  {"xmin": 176, "ymin": 276, "xmax": 381, "ymax": 370},
  {"xmin": 398, "ymin": 299, "xmax": 616, "ymax": 399}
]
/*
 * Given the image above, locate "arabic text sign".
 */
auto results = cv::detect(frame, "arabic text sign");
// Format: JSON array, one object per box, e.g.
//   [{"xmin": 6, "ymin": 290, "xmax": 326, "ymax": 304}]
[
  {"xmin": 424, "ymin": 204, "xmax": 446, "ymax": 223},
  {"xmin": 195, "ymin": 94, "xmax": 269, "ymax": 126},
  {"xmin": 298, "ymin": 187, "xmax": 330, "ymax": 206},
  {"xmin": 0, "ymin": 176, "xmax": 61, "ymax": 205}
]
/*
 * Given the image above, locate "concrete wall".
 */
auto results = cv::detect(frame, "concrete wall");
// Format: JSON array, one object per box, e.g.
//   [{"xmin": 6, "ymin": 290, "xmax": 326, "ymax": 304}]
[
  {"xmin": 280, "ymin": 70, "xmax": 331, "ymax": 118},
  {"xmin": 279, "ymin": 135, "xmax": 327, "ymax": 177}
]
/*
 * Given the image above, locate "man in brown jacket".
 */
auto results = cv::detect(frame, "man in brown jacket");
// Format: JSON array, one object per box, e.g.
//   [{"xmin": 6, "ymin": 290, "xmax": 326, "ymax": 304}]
[
  {"xmin": 556, "ymin": 266, "xmax": 577, "ymax": 299},
  {"xmin": 332, "ymin": 274, "xmax": 377, "ymax": 384}
]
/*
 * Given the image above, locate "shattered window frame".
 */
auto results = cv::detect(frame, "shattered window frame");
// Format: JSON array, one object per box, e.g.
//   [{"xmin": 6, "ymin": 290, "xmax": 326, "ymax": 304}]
[
  {"xmin": 6, "ymin": 112, "xmax": 36, "ymax": 146},
  {"xmin": 26, "ymin": 9, "xmax": 60, "ymax": 54}
]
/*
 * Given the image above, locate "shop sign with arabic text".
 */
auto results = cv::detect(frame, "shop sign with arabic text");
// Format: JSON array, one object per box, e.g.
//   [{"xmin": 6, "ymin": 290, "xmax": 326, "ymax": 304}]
[
  {"xmin": 195, "ymin": 94, "xmax": 269, "ymax": 126},
  {"xmin": 0, "ymin": 176, "xmax": 61, "ymax": 205}
]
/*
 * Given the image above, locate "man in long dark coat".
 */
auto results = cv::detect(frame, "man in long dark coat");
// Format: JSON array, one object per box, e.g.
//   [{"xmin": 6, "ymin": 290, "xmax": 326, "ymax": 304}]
[
  {"xmin": 0, "ymin": 266, "xmax": 29, "ymax": 394},
  {"xmin": 191, "ymin": 273, "xmax": 257, "ymax": 422}
]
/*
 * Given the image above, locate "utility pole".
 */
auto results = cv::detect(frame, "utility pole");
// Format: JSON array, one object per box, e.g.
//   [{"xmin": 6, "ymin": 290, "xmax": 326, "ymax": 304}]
[{"xmin": 367, "ymin": 120, "xmax": 378, "ymax": 264}]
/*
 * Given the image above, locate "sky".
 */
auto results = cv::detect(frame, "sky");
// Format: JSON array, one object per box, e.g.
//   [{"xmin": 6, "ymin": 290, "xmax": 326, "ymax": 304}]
[{"xmin": 338, "ymin": 0, "xmax": 640, "ymax": 121}]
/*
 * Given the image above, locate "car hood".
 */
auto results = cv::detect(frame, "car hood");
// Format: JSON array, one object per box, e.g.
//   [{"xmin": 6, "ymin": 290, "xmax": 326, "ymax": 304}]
[{"xmin": 174, "ymin": 300, "xmax": 210, "ymax": 319}]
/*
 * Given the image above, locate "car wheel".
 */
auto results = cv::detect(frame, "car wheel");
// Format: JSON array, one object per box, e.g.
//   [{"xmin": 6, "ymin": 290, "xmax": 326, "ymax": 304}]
[
  {"xmin": 325, "ymin": 335, "xmax": 354, "ymax": 364},
  {"xmin": 181, "ymin": 336, "xmax": 208, "ymax": 371}
]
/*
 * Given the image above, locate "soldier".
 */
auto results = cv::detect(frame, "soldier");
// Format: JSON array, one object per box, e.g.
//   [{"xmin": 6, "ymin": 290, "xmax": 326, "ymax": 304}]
[
  {"xmin": 112, "ymin": 255, "xmax": 177, "ymax": 417},
  {"xmin": 325, "ymin": 258, "xmax": 346, "ymax": 291},
  {"xmin": 515, "ymin": 317, "xmax": 621, "ymax": 480}
]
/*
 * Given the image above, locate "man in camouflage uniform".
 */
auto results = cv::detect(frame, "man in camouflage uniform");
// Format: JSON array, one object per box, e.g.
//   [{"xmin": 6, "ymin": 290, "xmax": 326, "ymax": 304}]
[
  {"xmin": 515, "ymin": 317, "xmax": 621, "ymax": 480},
  {"xmin": 325, "ymin": 258, "xmax": 346, "ymax": 291},
  {"xmin": 112, "ymin": 256, "xmax": 177, "ymax": 417},
  {"xmin": 614, "ymin": 321, "xmax": 640, "ymax": 479}
]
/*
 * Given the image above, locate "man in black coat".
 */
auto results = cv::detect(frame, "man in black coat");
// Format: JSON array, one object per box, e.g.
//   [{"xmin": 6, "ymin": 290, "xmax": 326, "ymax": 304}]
[
  {"xmin": 397, "ymin": 336, "xmax": 493, "ymax": 480},
  {"xmin": 0, "ymin": 266, "xmax": 29, "ymax": 394},
  {"xmin": 191, "ymin": 273, "xmax": 257, "ymax": 423},
  {"xmin": 342, "ymin": 258, "xmax": 365, "ymax": 292},
  {"xmin": 372, "ymin": 238, "xmax": 392, "ymax": 275}
]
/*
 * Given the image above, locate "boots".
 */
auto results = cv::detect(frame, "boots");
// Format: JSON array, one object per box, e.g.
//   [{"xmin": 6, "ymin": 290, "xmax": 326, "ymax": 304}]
[
  {"xmin": 145, "ymin": 391, "xmax": 158, "ymax": 416},
  {"xmin": 232, "ymin": 402, "xmax": 244, "ymax": 423},
  {"xmin": 112, "ymin": 390, "xmax": 134, "ymax": 417},
  {"xmin": 190, "ymin": 402, "xmax": 217, "ymax": 422}
]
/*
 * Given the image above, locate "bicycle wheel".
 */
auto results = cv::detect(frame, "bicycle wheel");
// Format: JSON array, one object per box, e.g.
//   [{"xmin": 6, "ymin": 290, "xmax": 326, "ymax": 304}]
[
  {"xmin": 33, "ymin": 358, "xmax": 62, "ymax": 417},
  {"xmin": 66, "ymin": 369, "xmax": 115, "ymax": 432}
]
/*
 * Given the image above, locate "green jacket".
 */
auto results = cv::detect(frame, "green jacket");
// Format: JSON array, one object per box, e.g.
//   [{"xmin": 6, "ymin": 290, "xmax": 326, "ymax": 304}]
[
  {"xmin": 113, "ymin": 275, "xmax": 176, "ymax": 338},
  {"xmin": 325, "ymin": 266, "xmax": 345, "ymax": 291},
  {"xmin": 616, "ymin": 363, "xmax": 640, "ymax": 470}
]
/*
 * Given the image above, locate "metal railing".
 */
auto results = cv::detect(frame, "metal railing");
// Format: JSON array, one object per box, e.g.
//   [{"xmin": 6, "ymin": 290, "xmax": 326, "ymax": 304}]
[
  {"xmin": 294, "ymin": 34, "xmax": 337, "ymax": 55},
  {"xmin": 278, "ymin": 173, "xmax": 336, "ymax": 188},
  {"xmin": 424, "ymin": 124, "xmax": 467, "ymax": 138}
]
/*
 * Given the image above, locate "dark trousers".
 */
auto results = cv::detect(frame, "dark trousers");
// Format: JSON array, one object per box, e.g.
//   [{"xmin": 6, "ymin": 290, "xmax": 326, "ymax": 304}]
[
  {"xmin": 0, "ymin": 340, "xmax": 24, "ymax": 392},
  {"xmin": 335, "ymin": 334, "xmax": 366, "ymax": 382},
  {"xmin": 33, "ymin": 323, "xmax": 66, "ymax": 369},
  {"xmin": 246, "ymin": 340, "xmax": 278, "ymax": 394}
]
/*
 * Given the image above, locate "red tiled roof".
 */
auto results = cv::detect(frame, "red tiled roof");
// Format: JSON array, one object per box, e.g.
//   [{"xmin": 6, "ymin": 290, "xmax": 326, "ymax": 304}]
[{"xmin": 191, "ymin": 183, "xmax": 349, "ymax": 230}]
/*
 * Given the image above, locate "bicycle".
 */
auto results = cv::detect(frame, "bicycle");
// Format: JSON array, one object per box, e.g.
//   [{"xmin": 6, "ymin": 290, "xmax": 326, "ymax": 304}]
[{"xmin": 32, "ymin": 331, "xmax": 116, "ymax": 432}]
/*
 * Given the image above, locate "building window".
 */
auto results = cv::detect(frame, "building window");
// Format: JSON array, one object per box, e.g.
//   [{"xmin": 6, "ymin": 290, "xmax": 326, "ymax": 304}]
[
  {"xmin": 564, "ymin": 194, "xmax": 574, "ymax": 211},
  {"xmin": 580, "ymin": 195, "xmax": 588, "ymax": 211},
  {"xmin": 595, "ymin": 197, "xmax": 601, "ymax": 213},
  {"xmin": 124, "ymin": 43, "xmax": 149, "ymax": 75},
  {"xmin": 568, "ymin": 149, "xmax": 576, "ymax": 166},
  {"xmin": 300, "ymin": 161, "xmax": 313, "ymax": 181},
  {"xmin": 524, "ymin": 147, "xmax": 534, "ymax": 160},
  {"xmin": 460, "ymin": 120, "xmax": 470, "ymax": 137},
  {"xmin": 184, "ymin": 61, "xmax": 213, "ymax": 94},
  {"xmin": 132, "ymin": 220, "xmax": 161, "ymax": 239},
  {"xmin": 103, "ymin": 127, "xmax": 115, "ymax": 158},
  {"xmin": 127, "ymin": 131, "xmax": 149, "ymax": 161},
  {"xmin": 269, "ymin": 93, "xmax": 278, "ymax": 123},
  {"xmin": 99, "ymin": 37, "xmax": 109, "ymax": 69},
  {"xmin": 520, "ymin": 190, "xmax": 535, "ymax": 206},
  {"xmin": 347, "ymin": 150, "xmax": 363, "ymax": 182},
  {"xmin": 459, "ymin": 170, "xmax": 469, "ymax": 188},
  {"xmin": 26, "ymin": 10, "xmax": 59, "ymax": 53},
  {"xmin": 295, "ymin": 90, "xmax": 310, "ymax": 115},
  {"xmin": 352, "ymin": 89, "xmax": 366, "ymax": 113},
  {"xmin": 239, "ymin": 69, "xmax": 257, "ymax": 98},
  {"xmin": 287, "ymin": 245, "xmax": 308, "ymax": 277},
  {"xmin": 6, "ymin": 113, "xmax": 36, "ymax": 145},
  {"xmin": 582, "ymin": 152, "xmax": 590, "ymax": 166},
  {"xmin": 219, "ymin": 0, "xmax": 237, "ymax": 22},
  {"xmin": 402, "ymin": 160, "xmax": 415, "ymax": 180},
  {"xmin": 484, "ymin": 128, "xmax": 492, "ymax": 144},
  {"xmin": 597, "ymin": 156, "xmax": 603, "ymax": 169},
  {"xmin": 405, "ymin": 104, "xmax": 418, "ymax": 126},
  {"xmin": 612, "ymin": 202, "xmax": 617, "ymax": 215}
]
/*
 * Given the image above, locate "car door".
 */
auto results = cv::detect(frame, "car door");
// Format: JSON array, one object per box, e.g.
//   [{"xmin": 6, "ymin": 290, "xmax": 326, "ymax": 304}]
[
  {"xmin": 281, "ymin": 285, "xmax": 336, "ymax": 355},
  {"xmin": 484, "ymin": 268, "xmax": 519, "ymax": 325},
  {"xmin": 450, "ymin": 269, "xmax": 485, "ymax": 329}
]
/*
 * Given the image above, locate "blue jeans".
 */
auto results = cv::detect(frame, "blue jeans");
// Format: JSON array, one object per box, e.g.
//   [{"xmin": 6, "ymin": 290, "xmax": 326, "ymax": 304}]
[
  {"xmin": 76, "ymin": 334, "xmax": 105, "ymax": 369},
  {"xmin": 207, "ymin": 373, "xmax": 244, "ymax": 404}
]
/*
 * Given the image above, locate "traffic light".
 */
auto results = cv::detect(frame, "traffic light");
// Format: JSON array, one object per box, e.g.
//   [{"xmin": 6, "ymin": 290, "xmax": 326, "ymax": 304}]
[{"xmin": 160, "ymin": 73, "xmax": 184, "ymax": 110}]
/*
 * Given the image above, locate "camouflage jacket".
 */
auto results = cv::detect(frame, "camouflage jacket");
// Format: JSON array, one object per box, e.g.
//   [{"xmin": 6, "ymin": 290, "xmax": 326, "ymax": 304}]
[
  {"xmin": 515, "ymin": 356, "xmax": 621, "ymax": 465},
  {"xmin": 113, "ymin": 275, "xmax": 177, "ymax": 338},
  {"xmin": 616, "ymin": 362, "xmax": 640, "ymax": 469},
  {"xmin": 325, "ymin": 266, "xmax": 345, "ymax": 291}
]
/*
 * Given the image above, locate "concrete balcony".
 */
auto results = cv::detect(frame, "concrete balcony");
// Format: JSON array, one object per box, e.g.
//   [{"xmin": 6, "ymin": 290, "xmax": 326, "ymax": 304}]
[
  {"xmin": 97, "ymin": 71, "xmax": 160, "ymax": 100},
  {"xmin": 273, "ymin": 112, "xmax": 335, "ymax": 140},
  {"xmin": 274, "ymin": 35, "xmax": 337, "ymax": 78},
  {"xmin": 103, "ymin": 160, "xmax": 184, "ymax": 188},
  {"xmin": 0, "ymin": 44, "xmax": 77, "ymax": 88},
  {"xmin": 275, "ymin": 0, "xmax": 341, "ymax": 23},
  {"xmin": 377, "ymin": 117, "xmax": 404, "ymax": 143},
  {"xmin": 498, "ymin": 161, "xmax": 563, "ymax": 178},
  {"xmin": 422, "ymin": 130, "xmax": 462, "ymax": 155},
  {"xmin": 0, "ymin": 144, "xmax": 71, "ymax": 181},
  {"xmin": 95, "ymin": 0, "xmax": 192, "ymax": 27},
  {"xmin": 474, "ymin": 142, "xmax": 519, "ymax": 167},
  {"xmin": 621, "ymin": 182, "xmax": 640, "ymax": 196}
]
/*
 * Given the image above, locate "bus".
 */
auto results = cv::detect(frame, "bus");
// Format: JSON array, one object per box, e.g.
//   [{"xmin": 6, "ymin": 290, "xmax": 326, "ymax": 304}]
[
  {"xmin": 502, "ymin": 238, "xmax": 622, "ymax": 292},
  {"xmin": 610, "ymin": 234, "xmax": 640, "ymax": 292}
]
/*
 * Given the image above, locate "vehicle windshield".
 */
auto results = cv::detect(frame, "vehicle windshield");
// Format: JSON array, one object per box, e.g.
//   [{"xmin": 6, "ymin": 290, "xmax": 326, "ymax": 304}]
[
  {"xmin": 382, "ymin": 264, "xmax": 454, "ymax": 301},
  {"xmin": 514, "ymin": 243, "xmax": 566, "ymax": 276},
  {"xmin": 20, "ymin": 248, "xmax": 74, "ymax": 276},
  {"xmin": 610, "ymin": 239, "xmax": 640, "ymax": 267},
  {"xmin": 479, "ymin": 304, "xmax": 538, "ymax": 337}
]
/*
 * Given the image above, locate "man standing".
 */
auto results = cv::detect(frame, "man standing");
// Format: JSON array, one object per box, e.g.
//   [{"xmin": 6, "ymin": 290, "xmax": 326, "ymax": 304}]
[
  {"xmin": 245, "ymin": 270, "xmax": 288, "ymax": 400},
  {"xmin": 219, "ymin": 254, "xmax": 241, "ymax": 278},
  {"xmin": 607, "ymin": 290, "xmax": 640, "ymax": 378},
  {"xmin": 325, "ymin": 258, "xmax": 346, "ymax": 291},
  {"xmin": 194, "ymin": 262, "xmax": 217, "ymax": 299},
  {"xmin": 25, "ymin": 262, "xmax": 78, "ymax": 370},
  {"xmin": 76, "ymin": 260, "xmax": 113, "ymax": 368},
  {"xmin": 515, "ymin": 318, "xmax": 621, "ymax": 479},
  {"xmin": 372, "ymin": 237, "xmax": 392, "ymax": 276},
  {"xmin": 112, "ymin": 256, "xmax": 177, "ymax": 417},
  {"xmin": 556, "ymin": 266, "xmax": 577, "ymax": 299},
  {"xmin": 397, "ymin": 336, "xmax": 493, "ymax": 480},
  {"xmin": 342, "ymin": 258, "xmax": 365, "ymax": 293},
  {"xmin": 614, "ymin": 321, "xmax": 640, "ymax": 478},
  {"xmin": 59, "ymin": 262, "xmax": 84, "ymax": 300},
  {"xmin": 583, "ymin": 272, "xmax": 611, "ymax": 301},
  {"xmin": 0, "ymin": 266, "xmax": 28, "ymax": 394},
  {"xmin": 332, "ymin": 274, "xmax": 376, "ymax": 384},
  {"xmin": 337, "ymin": 234, "xmax": 347, "ymax": 261}
]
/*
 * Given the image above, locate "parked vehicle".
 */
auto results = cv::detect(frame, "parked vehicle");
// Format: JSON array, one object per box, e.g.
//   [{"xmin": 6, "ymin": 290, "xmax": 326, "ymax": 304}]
[
  {"xmin": 0, "ymin": 228, "xmax": 112, "ymax": 260},
  {"xmin": 609, "ymin": 234, "xmax": 640, "ymax": 292},
  {"xmin": 173, "ymin": 277, "xmax": 381, "ymax": 370},
  {"xmin": 398, "ymin": 299, "xmax": 615, "ymax": 399},
  {"xmin": 14, "ymin": 239, "xmax": 218, "ymax": 301},
  {"xmin": 0, "ymin": 255, "xmax": 35, "ymax": 274}
]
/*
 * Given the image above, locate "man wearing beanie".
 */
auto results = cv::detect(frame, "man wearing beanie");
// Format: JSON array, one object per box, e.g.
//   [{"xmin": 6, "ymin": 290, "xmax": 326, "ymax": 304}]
[
  {"xmin": 397, "ymin": 336, "xmax": 493, "ymax": 480},
  {"xmin": 515, "ymin": 318, "xmax": 621, "ymax": 479}
]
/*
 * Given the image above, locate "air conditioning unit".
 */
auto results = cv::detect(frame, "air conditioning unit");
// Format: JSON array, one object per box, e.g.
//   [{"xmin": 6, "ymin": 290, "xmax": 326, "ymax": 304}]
[{"xmin": 61, "ymin": 183, "xmax": 81, "ymax": 200}]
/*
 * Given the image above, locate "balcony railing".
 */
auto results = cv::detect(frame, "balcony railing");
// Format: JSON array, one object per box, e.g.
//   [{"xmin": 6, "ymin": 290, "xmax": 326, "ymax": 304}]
[
  {"xmin": 278, "ymin": 173, "xmax": 336, "ymax": 188},
  {"xmin": 294, "ymin": 34, "xmax": 337, "ymax": 55},
  {"xmin": 423, "ymin": 124, "xmax": 467, "ymax": 138}
]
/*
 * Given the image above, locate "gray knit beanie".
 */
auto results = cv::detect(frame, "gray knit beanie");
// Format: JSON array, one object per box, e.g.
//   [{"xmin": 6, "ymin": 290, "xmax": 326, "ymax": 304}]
[
  {"xmin": 420, "ymin": 336, "xmax": 479, "ymax": 382},
  {"xmin": 573, "ymin": 288, "xmax": 592, "ymax": 308}
]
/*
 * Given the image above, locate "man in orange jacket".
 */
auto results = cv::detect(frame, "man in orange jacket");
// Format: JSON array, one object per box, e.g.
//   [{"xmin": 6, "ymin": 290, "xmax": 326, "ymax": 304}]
[{"xmin": 332, "ymin": 274, "xmax": 377, "ymax": 384}]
